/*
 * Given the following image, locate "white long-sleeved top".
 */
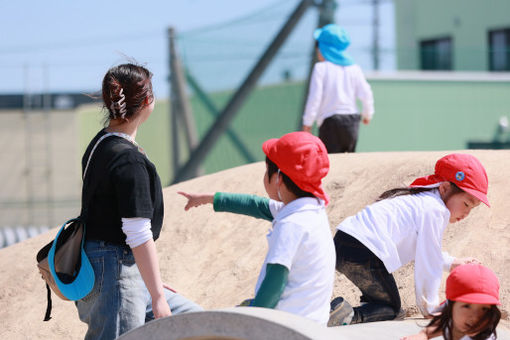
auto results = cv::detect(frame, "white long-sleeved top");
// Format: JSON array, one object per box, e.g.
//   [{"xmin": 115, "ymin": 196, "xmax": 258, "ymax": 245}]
[
  {"xmin": 121, "ymin": 217, "xmax": 153, "ymax": 248},
  {"xmin": 256, "ymin": 197, "xmax": 336, "ymax": 325},
  {"xmin": 302, "ymin": 61, "xmax": 374, "ymax": 127},
  {"xmin": 336, "ymin": 189, "xmax": 455, "ymax": 316}
]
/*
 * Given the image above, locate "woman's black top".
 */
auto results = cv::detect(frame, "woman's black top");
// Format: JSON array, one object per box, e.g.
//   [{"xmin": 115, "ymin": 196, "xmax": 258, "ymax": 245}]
[{"xmin": 81, "ymin": 129, "xmax": 164, "ymax": 245}]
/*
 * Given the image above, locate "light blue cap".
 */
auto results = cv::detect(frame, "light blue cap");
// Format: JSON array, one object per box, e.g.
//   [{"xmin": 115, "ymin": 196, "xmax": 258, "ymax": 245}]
[
  {"xmin": 314, "ymin": 24, "xmax": 354, "ymax": 66},
  {"xmin": 48, "ymin": 219, "xmax": 95, "ymax": 301}
]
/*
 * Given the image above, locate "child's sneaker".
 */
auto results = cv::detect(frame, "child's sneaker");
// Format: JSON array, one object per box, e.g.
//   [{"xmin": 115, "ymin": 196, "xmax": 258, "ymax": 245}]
[
  {"xmin": 394, "ymin": 308, "xmax": 406, "ymax": 320},
  {"xmin": 327, "ymin": 296, "xmax": 354, "ymax": 327}
]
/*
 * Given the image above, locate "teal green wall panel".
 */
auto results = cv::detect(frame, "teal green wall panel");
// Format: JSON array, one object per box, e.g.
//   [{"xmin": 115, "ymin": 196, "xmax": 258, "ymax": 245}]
[
  {"xmin": 79, "ymin": 79, "xmax": 510, "ymax": 183},
  {"xmin": 394, "ymin": 0, "xmax": 510, "ymax": 70}
]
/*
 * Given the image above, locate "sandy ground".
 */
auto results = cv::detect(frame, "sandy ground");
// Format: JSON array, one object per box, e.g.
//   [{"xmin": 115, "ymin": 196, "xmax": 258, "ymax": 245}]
[{"xmin": 0, "ymin": 150, "xmax": 508, "ymax": 339}]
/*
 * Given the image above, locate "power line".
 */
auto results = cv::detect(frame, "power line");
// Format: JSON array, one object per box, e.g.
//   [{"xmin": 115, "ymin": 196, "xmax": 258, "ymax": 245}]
[
  {"xmin": 0, "ymin": 2, "xmax": 295, "ymax": 55},
  {"xmin": 179, "ymin": 0, "xmax": 296, "ymax": 37},
  {"xmin": 0, "ymin": 1, "xmax": 390, "ymax": 56}
]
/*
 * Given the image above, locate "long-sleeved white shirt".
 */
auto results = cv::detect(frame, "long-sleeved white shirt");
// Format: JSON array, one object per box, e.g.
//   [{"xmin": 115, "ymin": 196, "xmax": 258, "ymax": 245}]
[
  {"xmin": 302, "ymin": 61, "xmax": 374, "ymax": 127},
  {"xmin": 336, "ymin": 189, "xmax": 454, "ymax": 316},
  {"xmin": 121, "ymin": 217, "xmax": 153, "ymax": 248}
]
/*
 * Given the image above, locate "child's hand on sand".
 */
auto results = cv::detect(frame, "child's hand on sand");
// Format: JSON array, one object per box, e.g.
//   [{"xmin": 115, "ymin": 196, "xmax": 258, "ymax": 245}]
[
  {"xmin": 162, "ymin": 282, "xmax": 177, "ymax": 293},
  {"xmin": 450, "ymin": 257, "xmax": 481, "ymax": 272},
  {"xmin": 178, "ymin": 191, "xmax": 215, "ymax": 211},
  {"xmin": 400, "ymin": 333, "xmax": 428, "ymax": 340}
]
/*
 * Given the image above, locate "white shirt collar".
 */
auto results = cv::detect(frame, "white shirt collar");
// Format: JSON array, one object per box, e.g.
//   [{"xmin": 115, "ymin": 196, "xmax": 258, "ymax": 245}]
[{"xmin": 274, "ymin": 197, "xmax": 325, "ymax": 222}]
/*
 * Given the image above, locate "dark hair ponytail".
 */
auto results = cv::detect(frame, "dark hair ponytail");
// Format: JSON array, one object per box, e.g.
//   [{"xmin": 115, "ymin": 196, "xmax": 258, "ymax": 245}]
[
  {"xmin": 101, "ymin": 63, "xmax": 153, "ymax": 122},
  {"xmin": 377, "ymin": 186, "xmax": 436, "ymax": 201},
  {"xmin": 377, "ymin": 182, "xmax": 463, "ymax": 202}
]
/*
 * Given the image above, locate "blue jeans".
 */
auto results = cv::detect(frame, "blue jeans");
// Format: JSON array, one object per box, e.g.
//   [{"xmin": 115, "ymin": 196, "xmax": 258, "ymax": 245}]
[
  {"xmin": 334, "ymin": 231, "xmax": 401, "ymax": 323},
  {"xmin": 75, "ymin": 240, "xmax": 203, "ymax": 340}
]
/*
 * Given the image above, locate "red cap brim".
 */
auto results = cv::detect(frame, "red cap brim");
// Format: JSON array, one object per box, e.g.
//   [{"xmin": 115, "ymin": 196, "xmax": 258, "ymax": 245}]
[
  {"xmin": 462, "ymin": 187, "xmax": 490, "ymax": 207},
  {"xmin": 454, "ymin": 292, "xmax": 500, "ymax": 305}
]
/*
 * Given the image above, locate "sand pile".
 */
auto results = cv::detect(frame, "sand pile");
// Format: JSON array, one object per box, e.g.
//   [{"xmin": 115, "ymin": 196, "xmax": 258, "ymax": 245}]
[{"xmin": 1, "ymin": 150, "xmax": 508, "ymax": 339}]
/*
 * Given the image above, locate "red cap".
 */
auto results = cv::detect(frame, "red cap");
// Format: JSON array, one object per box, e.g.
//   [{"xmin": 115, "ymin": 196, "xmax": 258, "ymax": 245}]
[
  {"xmin": 262, "ymin": 132, "xmax": 330, "ymax": 205},
  {"xmin": 410, "ymin": 153, "xmax": 489, "ymax": 207},
  {"xmin": 446, "ymin": 264, "xmax": 500, "ymax": 305}
]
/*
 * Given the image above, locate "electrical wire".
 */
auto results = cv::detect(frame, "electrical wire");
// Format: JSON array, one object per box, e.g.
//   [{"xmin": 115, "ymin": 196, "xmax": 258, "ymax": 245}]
[
  {"xmin": 0, "ymin": 1, "xmax": 296, "ymax": 55},
  {"xmin": 179, "ymin": 0, "xmax": 296, "ymax": 37}
]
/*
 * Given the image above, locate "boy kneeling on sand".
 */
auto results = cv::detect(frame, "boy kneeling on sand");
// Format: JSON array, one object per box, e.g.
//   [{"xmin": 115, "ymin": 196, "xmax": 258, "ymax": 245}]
[{"xmin": 179, "ymin": 132, "xmax": 336, "ymax": 325}]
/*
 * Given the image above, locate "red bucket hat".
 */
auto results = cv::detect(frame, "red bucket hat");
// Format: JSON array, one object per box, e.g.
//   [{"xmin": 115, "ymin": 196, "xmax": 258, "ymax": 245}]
[
  {"xmin": 410, "ymin": 153, "xmax": 489, "ymax": 207},
  {"xmin": 446, "ymin": 264, "xmax": 500, "ymax": 305},
  {"xmin": 262, "ymin": 132, "xmax": 330, "ymax": 205}
]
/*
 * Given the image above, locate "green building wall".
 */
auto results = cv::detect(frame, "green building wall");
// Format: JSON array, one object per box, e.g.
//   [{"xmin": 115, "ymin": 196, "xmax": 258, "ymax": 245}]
[
  {"xmin": 394, "ymin": 0, "xmax": 510, "ymax": 70},
  {"xmin": 79, "ymin": 76, "xmax": 510, "ymax": 185}
]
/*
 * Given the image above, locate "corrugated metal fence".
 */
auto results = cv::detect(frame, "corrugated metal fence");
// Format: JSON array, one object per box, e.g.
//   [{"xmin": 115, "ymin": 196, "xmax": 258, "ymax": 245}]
[{"xmin": 0, "ymin": 225, "xmax": 50, "ymax": 249}]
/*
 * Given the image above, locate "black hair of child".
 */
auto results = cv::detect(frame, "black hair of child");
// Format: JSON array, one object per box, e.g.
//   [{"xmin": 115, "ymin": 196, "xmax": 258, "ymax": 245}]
[
  {"xmin": 265, "ymin": 156, "xmax": 315, "ymax": 200},
  {"xmin": 426, "ymin": 300, "xmax": 501, "ymax": 340},
  {"xmin": 377, "ymin": 182, "xmax": 463, "ymax": 202}
]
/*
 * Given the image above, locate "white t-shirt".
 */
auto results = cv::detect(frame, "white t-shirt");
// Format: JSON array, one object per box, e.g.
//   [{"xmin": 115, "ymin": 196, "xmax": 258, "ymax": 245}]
[
  {"xmin": 461, "ymin": 334, "xmax": 496, "ymax": 340},
  {"xmin": 336, "ymin": 189, "xmax": 454, "ymax": 316},
  {"xmin": 255, "ymin": 197, "xmax": 336, "ymax": 325},
  {"xmin": 445, "ymin": 328, "xmax": 496, "ymax": 340},
  {"xmin": 302, "ymin": 61, "xmax": 374, "ymax": 127}
]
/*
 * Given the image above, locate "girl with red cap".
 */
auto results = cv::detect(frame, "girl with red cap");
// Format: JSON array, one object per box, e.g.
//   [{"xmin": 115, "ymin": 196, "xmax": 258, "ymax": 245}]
[
  {"xmin": 178, "ymin": 132, "xmax": 336, "ymax": 325},
  {"xmin": 328, "ymin": 153, "xmax": 490, "ymax": 327},
  {"xmin": 402, "ymin": 263, "xmax": 501, "ymax": 340}
]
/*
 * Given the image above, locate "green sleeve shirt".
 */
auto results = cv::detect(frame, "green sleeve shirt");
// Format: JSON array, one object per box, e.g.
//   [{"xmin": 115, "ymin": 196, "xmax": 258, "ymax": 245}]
[{"xmin": 213, "ymin": 192, "xmax": 273, "ymax": 221}]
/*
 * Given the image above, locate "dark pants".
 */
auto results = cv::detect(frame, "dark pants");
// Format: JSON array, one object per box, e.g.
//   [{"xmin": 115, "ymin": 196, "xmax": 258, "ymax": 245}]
[
  {"xmin": 333, "ymin": 230, "xmax": 401, "ymax": 323},
  {"xmin": 319, "ymin": 114, "xmax": 361, "ymax": 153}
]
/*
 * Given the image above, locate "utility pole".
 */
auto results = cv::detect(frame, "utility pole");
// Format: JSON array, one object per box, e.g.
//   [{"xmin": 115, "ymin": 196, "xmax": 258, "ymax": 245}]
[
  {"xmin": 317, "ymin": 0, "xmax": 337, "ymax": 39},
  {"xmin": 372, "ymin": 0, "xmax": 380, "ymax": 70},
  {"xmin": 173, "ymin": 0, "xmax": 314, "ymax": 183},
  {"xmin": 185, "ymin": 70, "xmax": 256, "ymax": 163},
  {"xmin": 168, "ymin": 28, "xmax": 181, "ymax": 177},
  {"xmin": 168, "ymin": 27, "xmax": 201, "ymax": 180}
]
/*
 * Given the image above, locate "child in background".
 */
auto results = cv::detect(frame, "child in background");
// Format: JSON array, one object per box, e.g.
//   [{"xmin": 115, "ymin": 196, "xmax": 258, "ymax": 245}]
[
  {"xmin": 402, "ymin": 264, "xmax": 501, "ymax": 340},
  {"xmin": 329, "ymin": 153, "xmax": 490, "ymax": 326},
  {"xmin": 302, "ymin": 24, "xmax": 374, "ymax": 153},
  {"xmin": 179, "ymin": 132, "xmax": 336, "ymax": 325}
]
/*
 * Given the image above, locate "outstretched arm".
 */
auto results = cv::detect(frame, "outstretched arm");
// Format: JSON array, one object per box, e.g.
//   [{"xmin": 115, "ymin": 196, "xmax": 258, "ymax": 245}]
[
  {"xmin": 179, "ymin": 191, "xmax": 276, "ymax": 221},
  {"xmin": 400, "ymin": 331, "xmax": 428, "ymax": 340},
  {"xmin": 178, "ymin": 191, "xmax": 214, "ymax": 211}
]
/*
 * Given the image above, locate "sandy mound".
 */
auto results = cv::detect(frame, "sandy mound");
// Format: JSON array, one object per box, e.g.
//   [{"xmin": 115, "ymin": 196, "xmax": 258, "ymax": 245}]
[{"xmin": 1, "ymin": 150, "xmax": 508, "ymax": 339}]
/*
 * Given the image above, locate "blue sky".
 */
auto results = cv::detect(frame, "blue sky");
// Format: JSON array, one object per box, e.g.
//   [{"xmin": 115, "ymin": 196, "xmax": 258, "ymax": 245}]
[{"xmin": 0, "ymin": 0, "xmax": 394, "ymax": 98}]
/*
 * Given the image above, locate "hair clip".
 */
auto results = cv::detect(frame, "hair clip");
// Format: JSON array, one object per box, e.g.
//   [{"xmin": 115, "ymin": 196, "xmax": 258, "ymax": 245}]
[
  {"xmin": 117, "ymin": 88, "xmax": 127, "ymax": 119},
  {"xmin": 110, "ymin": 88, "xmax": 127, "ymax": 119}
]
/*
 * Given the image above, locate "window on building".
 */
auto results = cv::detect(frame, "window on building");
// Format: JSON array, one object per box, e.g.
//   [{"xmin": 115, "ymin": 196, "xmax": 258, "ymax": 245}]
[
  {"xmin": 489, "ymin": 28, "xmax": 510, "ymax": 71},
  {"xmin": 420, "ymin": 37, "xmax": 453, "ymax": 70}
]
